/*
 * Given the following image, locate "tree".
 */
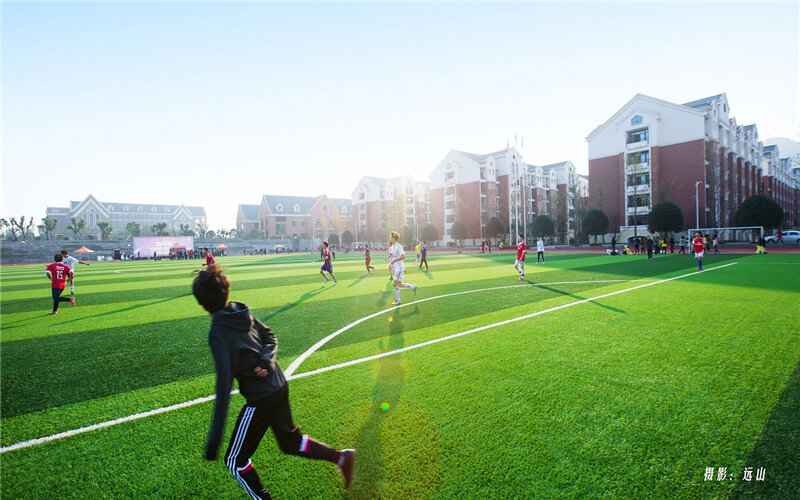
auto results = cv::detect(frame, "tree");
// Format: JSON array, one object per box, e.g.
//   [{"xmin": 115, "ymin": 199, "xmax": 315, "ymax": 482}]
[
  {"xmin": 205, "ymin": 230, "xmax": 217, "ymax": 239},
  {"xmin": 126, "ymin": 221, "xmax": 142, "ymax": 237},
  {"xmin": 357, "ymin": 228, "xmax": 372, "ymax": 243},
  {"xmin": 450, "ymin": 220, "xmax": 468, "ymax": 246},
  {"xmin": 647, "ymin": 201, "xmax": 684, "ymax": 235},
  {"xmin": 531, "ymin": 215, "xmax": 555, "ymax": 238},
  {"xmin": 420, "ymin": 223, "xmax": 439, "ymax": 243},
  {"xmin": 401, "ymin": 225, "xmax": 415, "ymax": 246},
  {"xmin": 151, "ymin": 222, "xmax": 169, "ymax": 236},
  {"xmin": 67, "ymin": 217, "xmax": 87, "ymax": 239},
  {"xmin": 485, "ymin": 216, "xmax": 505, "ymax": 244},
  {"xmin": 97, "ymin": 221, "xmax": 113, "ymax": 240},
  {"xmin": 37, "ymin": 217, "xmax": 58, "ymax": 240},
  {"xmin": 0, "ymin": 219, "xmax": 9, "ymax": 239},
  {"xmin": 327, "ymin": 233, "xmax": 340, "ymax": 246},
  {"xmin": 733, "ymin": 195, "xmax": 784, "ymax": 230},
  {"xmin": 8, "ymin": 216, "xmax": 35, "ymax": 241},
  {"xmin": 341, "ymin": 230, "xmax": 354, "ymax": 246},
  {"xmin": 245, "ymin": 229, "xmax": 262, "ymax": 240},
  {"xmin": 179, "ymin": 223, "xmax": 195, "ymax": 236},
  {"xmin": 582, "ymin": 209, "xmax": 610, "ymax": 243},
  {"xmin": 196, "ymin": 220, "xmax": 209, "ymax": 238}
]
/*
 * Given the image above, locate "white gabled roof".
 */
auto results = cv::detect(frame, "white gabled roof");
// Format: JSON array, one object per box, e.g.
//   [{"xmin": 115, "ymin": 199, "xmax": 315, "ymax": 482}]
[{"xmin": 586, "ymin": 93, "xmax": 706, "ymax": 141}]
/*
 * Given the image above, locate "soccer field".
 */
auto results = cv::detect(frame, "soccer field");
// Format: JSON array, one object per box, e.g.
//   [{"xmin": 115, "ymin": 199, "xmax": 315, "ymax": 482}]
[{"xmin": 1, "ymin": 251, "xmax": 798, "ymax": 499}]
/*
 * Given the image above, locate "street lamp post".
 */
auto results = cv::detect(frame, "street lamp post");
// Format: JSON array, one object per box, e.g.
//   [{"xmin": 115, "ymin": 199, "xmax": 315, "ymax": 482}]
[
  {"xmin": 632, "ymin": 183, "xmax": 638, "ymax": 241},
  {"xmin": 695, "ymin": 180, "xmax": 702, "ymax": 230}
]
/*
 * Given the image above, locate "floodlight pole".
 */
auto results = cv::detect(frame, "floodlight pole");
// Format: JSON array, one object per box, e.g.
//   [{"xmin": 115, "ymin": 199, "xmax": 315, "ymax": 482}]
[
  {"xmin": 695, "ymin": 181, "xmax": 702, "ymax": 230},
  {"xmin": 633, "ymin": 184, "xmax": 638, "ymax": 240}
]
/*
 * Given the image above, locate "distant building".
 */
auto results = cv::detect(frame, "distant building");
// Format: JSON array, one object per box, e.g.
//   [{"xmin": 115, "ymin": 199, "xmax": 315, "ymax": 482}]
[
  {"xmin": 46, "ymin": 194, "xmax": 206, "ymax": 237},
  {"xmin": 351, "ymin": 176, "xmax": 430, "ymax": 242},
  {"xmin": 587, "ymin": 92, "xmax": 798, "ymax": 233},
  {"xmin": 236, "ymin": 204, "xmax": 260, "ymax": 234},
  {"xmin": 429, "ymin": 148, "xmax": 585, "ymax": 244},
  {"xmin": 253, "ymin": 194, "xmax": 352, "ymax": 243}
]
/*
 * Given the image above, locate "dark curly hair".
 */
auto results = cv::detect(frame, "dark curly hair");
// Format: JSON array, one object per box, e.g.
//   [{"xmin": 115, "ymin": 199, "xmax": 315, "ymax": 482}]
[{"xmin": 192, "ymin": 265, "xmax": 230, "ymax": 313}]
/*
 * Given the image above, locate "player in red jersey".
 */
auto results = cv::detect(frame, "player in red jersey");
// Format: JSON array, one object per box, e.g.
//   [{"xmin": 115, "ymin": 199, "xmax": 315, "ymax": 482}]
[
  {"xmin": 692, "ymin": 232, "xmax": 705, "ymax": 271},
  {"xmin": 45, "ymin": 254, "xmax": 75, "ymax": 314},
  {"xmin": 319, "ymin": 241, "xmax": 337, "ymax": 285},
  {"xmin": 514, "ymin": 234, "xmax": 527, "ymax": 280},
  {"xmin": 364, "ymin": 243, "xmax": 375, "ymax": 274},
  {"xmin": 204, "ymin": 248, "xmax": 216, "ymax": 268}
]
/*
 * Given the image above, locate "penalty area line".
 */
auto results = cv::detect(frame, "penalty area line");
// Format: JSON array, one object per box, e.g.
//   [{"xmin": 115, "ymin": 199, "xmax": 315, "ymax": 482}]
[{"xmin": 0, "ymin": 265, "xmax": 735, "ymax": 454}]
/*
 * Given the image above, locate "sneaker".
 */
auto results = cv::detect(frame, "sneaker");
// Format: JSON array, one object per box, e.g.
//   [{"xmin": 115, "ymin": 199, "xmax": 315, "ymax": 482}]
[
  {"xmin": 332, "ymin": 281, "xmax": 338, "ymax": 286},
  {"xmin": 49, "ymin": 311, "xmax": 57, "ymax": 315},
  {"xmin": 412, "ymin": 285, "xmax": 417, "ymax": 296},
  {"xmin": 323, "ymin": 278, "xmax": 329, "ymax": 284},
  {"xmin": 519, "ymin": 276, "xmax": 524, "ymax": 281},
  {"xmin": 337, "ymin": 449, "xmax": 355, "ymax": 489},
  {"xmin": 70, "ymin": 297, "xmax": 76, "ymax": 307},
  {"xmin": 70, "ymin": 288, "xmax": 75, "ymax": 295},
  {"xmin": 391, "ymin": 300, "xmax": 401, "ymax": 305}
]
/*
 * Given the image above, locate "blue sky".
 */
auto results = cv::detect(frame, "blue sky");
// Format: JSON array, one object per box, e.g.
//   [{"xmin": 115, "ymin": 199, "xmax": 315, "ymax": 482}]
[{"xmin": 3, "ymin": 1, "xmax": 798, "ymax": 229}]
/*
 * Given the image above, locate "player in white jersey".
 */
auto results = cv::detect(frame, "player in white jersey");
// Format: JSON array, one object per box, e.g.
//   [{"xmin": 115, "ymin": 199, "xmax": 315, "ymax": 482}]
[
  {"xmin": 61, "ymin": 249, "xmax": 90, "ymax": 294},
  {"xmin": 387, "ymin": 231, "xmax": 417, "ymax": 306}
]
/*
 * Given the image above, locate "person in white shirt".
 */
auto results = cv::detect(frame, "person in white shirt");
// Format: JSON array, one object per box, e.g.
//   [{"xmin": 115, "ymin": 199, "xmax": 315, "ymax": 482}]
[
  {"xmin": 387, "ymin": 231, "xmax": 417, "ymax": 306},
  {"xmin": 536, "ymin": 238, "xmax": 546, "ymax": 263},
  {"xmin": 61, "ymin": 250, "xmax": 90, "ymax": 294}
]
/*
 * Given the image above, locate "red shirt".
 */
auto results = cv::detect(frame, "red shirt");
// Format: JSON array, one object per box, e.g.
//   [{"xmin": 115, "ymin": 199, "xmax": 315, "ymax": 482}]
[
  {"xmin": 206, "ymin": 253, "xmax": 215, "ymax": 266},
  {"xmin": 517, "ymin": 242, "xmax": 527, "ymax": 261},
  {"xmin": 692, "ymin": 237, "xmax": 705, "ymax": 253},
  {"xmin": 323, "ymin": 248, "xmax": 331, "ymax": 266},
  {"xmin": 46, "ymin": 262, "xmax": 71, "ymax": 289}
]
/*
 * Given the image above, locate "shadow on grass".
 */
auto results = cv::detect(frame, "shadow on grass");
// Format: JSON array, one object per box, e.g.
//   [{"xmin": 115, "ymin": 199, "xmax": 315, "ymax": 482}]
[
  {"xmin": 532, "ymin": 283, "xmax": 626, "ymax": 314},
  {"xmin": 51, "ymin": 293, "xmax": 192, "ymax": 326},
  {"xmin": 260, "ymin": 286, "xmax": 327, "ymax": 322},
  {"xmin": 730, "ymin": 356, "xmax": 800, "ymax": 499}
]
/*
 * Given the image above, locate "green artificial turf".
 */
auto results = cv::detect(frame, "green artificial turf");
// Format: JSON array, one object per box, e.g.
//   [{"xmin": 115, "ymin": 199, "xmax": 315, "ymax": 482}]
[{"xmin": 1, "ymin": 251, "xmax": 798, "ymax": 499}]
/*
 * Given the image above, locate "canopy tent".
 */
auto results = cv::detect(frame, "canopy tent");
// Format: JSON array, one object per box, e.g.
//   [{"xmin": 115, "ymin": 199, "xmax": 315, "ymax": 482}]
[
  {"xmin": 72, "ymin": 246, "xmax": 94, "ymax": 253},
  {"xmin": 169, "ymin": 244, "xmax": 186, "ymax": 250},
  {"xmin": 216, "ymin": 244, "xmax": 228, "ymax": 250},
  {"xmin": 274, "ymin": 244, "xmax": 285, "ymax": 249}
]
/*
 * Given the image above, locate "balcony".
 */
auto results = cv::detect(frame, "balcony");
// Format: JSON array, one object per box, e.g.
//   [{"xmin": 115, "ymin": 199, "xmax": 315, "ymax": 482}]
[
  {"xmin": 626, "ymin": 205, "xmax": 651, "ymax": 215},
  {"xmin": 626, "ymin": 140, "xmax": 648, "ymax": 150},
  {"xmin": 625, "ymin": 162, "xmax": 650, "ymax": 174},
  {"xmin": 625, "ymin": 184, "xmax": 651, "ymax": 195}
]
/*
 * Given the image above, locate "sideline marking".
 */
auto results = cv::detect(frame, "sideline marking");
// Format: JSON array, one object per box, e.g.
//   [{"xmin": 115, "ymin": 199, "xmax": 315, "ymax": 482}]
[{"xmin": 0, "ymin": 265, "xmax": 736, "ymax": 454}]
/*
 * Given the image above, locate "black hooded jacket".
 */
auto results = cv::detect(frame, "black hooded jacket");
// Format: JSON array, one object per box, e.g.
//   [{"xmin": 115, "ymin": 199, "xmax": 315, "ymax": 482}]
[{"xmin": 205, "ymin": 301, "xmax": 286, "ymax": 460}]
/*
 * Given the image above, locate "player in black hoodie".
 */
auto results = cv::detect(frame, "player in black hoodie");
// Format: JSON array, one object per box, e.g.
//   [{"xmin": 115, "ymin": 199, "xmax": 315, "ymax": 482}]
[{"xmin": 193, "ymin": 266, "xmax": 355, "ymax": 499}]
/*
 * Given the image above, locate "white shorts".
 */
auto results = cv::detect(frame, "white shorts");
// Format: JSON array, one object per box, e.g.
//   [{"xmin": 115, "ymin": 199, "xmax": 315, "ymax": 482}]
[
  {"xmin": 515, "ymin": 259, "xmax": 525, "ymax": 267},
  {"xmin": 393, "ymin": 267, "xmax": 405, "ymax": 282},
  {"xmin": 695, "ymin": 251, "xmax": 704, "ymax": 259}
]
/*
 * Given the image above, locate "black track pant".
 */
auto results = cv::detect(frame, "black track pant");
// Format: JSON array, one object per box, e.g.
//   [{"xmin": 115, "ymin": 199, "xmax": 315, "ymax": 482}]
[
  {"xmin": 225, "ymin": 385, "xmax": 339, "ymax": 499},
  {"xmin": 51, "ymin": 288, "xmax": 71, "ymax": 312},
  {"xmin": 419, "ymin": 255, "xmax": 428, "ymax": 270},
  {"xmin": 537, "ymin": 251, "xmax": 545, "ymax": 263}
]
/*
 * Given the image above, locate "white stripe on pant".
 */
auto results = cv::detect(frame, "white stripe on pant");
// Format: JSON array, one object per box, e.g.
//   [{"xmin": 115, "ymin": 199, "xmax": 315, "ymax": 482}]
[{"xmin": 226, "ymin": 407, "xmax": 260, "ymax": 499}]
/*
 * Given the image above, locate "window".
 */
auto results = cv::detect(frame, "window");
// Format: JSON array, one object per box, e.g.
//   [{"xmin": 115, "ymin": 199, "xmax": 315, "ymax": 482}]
[
  {"xmin": 165, "ymin": 208, "xmax": 170, "ymax": 213},
  {"xmin": 322, "ymin": 204, "xmax": 328, "ymax": 215},
  {"xmin": 627, "ymin": 194, "xmax": 650, "ymax": 207},
  {"xmin": 137, "ymin": 207, "xmax": 142, "ymax": 212},
  {"xmin": 151, "ymin": 207, "xmax": 157, "ymax": 213},
  {"xmin": 293, "ymin": 204, "xmax": 300, "ymax": 213},
  {"xmin": 631, "ymin": 115, "xmax": 643, "ymax": 126},
  {"xmin": 108, "ymin": 205, "xmax": 114, "ymax": 211},
  {"xmin": 276, "ymin": 204, "xmax": 283, "ymax": 212},
  {"xmin": 627, "ymin": 151, "xmax": 650, "ymax": 165},
  {"xmin": 626, "ymin": 128, "xmax": 649, "ymax": 144},
  {"xmin": 627, "ymin": 173, "xmax": 650, "ymax": 186},
  {"xmin": 359, "ymin": 192, "xmax": 365, "ymax": 200},
  {"xmin": 292, "ymin": 220, "xmax": 297, "ymax": 227},
  {"xmin": 445, "ymin": 172, "xmax": 455, "ymax": 182}
]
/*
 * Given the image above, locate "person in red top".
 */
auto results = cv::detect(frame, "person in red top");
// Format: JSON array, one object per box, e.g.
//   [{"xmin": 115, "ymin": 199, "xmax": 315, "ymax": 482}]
[
  {"xmin": 45, "ymin": 254, "xmax": 75, "ymax": 314},
  {"xmin": 514, "ymin": 234, "xmax": 527, "ymax": 281},
  {"xmin": 692, "ymin": 232, "xmax": 705, "ymax": 271},
  {"xmin": 204, "ymin": 248, "xmax": 216, "ymax": 268},
  {"xmin": 319, "ymin": 241, "xmax": 337, "ymax": 285},
  {"xmin": 364, "ymin": 243, "xmax": 375, "ymax": 274}
]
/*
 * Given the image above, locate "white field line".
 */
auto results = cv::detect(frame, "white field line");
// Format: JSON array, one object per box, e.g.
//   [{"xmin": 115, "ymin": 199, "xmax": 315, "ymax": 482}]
[
  {"xmin": 283, "ymin": 279, "xmax": 640, "ymax": 378},
  {"xmin": 0, "ymin": 265, "xmax": 736, "ymax": 454}
]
